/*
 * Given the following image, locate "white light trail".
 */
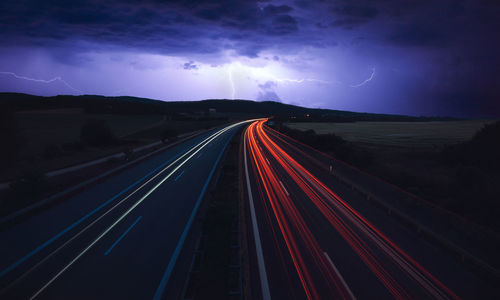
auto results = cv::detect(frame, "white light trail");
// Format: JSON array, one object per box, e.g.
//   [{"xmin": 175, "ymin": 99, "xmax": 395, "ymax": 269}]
[
  {"xmin": 0, "ymin": 71, "xmax": 83, "ymax": 94},
  {"xmin": 350, "ymin": 68, "xmax": 375, "ymax": 88}
]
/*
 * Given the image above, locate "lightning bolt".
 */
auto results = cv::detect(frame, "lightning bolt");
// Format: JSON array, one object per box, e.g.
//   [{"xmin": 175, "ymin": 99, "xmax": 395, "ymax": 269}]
[
  {"xmin": 0, "ymin": 71, "xmax": 83, "ymax": 94},
  {"xmin": 350, "ymin": 68, "xmax": 375, "ymax": 88},
  {"xmin": 228, "ymin": 66, "xmax": 235, "ymax": 100},
  {"xmin": 272, "ymin": 77, "xmax": 336, "ymax": 84}
]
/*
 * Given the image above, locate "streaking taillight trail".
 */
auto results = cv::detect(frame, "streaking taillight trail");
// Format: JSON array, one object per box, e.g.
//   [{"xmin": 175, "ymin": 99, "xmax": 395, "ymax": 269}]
[
  {"xmin": 246, "ymin": 121, "xmax": 353, "ymax": 300},
  {"xmin": 245, "ymin": 120, "xmax": 460, "ymax": 300}
]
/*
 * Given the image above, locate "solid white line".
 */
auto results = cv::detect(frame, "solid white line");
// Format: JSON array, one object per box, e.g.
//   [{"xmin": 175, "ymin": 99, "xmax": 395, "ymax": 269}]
[
  {"xmin": 279, "ymin": 180, "xmax": 289, "ymax": 196},
  {"xmin": 152, "ymin": 120, "xmax": 258, "ymax": 300},
  {"xmin": 323, "ymin": 252, "xmax": 356, "ymax": 300},
  {"xmin": 174, "ymin": 170, "xmax": 185, "ymax": 181},
  {"xmin": 244, "ymin": 128, "xmax": 272, "ymax": 300},
  {"xmin": 29, "ymin": 123, "xmax": 242, "ymax": 299},
  {"xmin": 104, "ymin": 216, "xmax": 142, "ymax": 256},
  {"xmin": 5, "ymin": 131, "xmax": 223, "ymax": 291}
]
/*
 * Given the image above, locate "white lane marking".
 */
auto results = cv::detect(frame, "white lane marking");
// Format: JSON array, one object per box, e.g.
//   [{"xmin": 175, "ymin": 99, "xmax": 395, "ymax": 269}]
[
  {"xmin": 152, "ymin": 121, "xmax": 258, "ymax": 300},
  {"xmin": 244, "ymin": 129, "xmax": 272, "ymax": 300},
  {"xmin": 323, "ymin": 252, "xmax": 357, "ymax": 300},
  {"xmin": 174, "ymin": 170, "xmax": 185, "ymax": 182},
  {"xmin": 104, "ymin": 216, "xmax": 142, "ymax": 256},
  {"xmin": 29, "ymin": 123, "xmax": 244, "ymax": 300},
  {"xmin": 279, "ymin": 180, "xmax": 289, "ymax": 196},
  {"xmin": 3, "ymin": 132, "xmax": 220, "ymax": 292}
]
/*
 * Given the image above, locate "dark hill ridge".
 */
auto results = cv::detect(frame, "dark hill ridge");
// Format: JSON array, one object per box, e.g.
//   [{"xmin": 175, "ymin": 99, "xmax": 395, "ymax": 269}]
[{"xmin": 0, "ymin": 92, "xmax": 454, "ymax": 121}]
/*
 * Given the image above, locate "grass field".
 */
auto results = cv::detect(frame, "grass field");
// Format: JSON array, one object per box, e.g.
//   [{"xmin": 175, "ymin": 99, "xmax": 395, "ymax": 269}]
[
  {"xmin": 281, "ymin": 120, "xmax": 500, "ymax": 231},
  {"xmin": 285, "ymin": 121, "xmax": 493, "ymax": 149},
  {"xmin": 126, "ymin": 119, "xmax": 227, "ymax": 141},
  {"xmin": 17, "ymin": 109, "xmax": 164, "ymax": 153},
  {"xmin": 1, "ymin": 109, "xmax": 228, "ymax": 181}
]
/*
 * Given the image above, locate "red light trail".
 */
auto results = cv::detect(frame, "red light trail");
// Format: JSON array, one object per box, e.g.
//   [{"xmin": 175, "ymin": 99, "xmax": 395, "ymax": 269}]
[{"xmin": 244, "ymin": 120, "xmax": 461, "ymax": 300}]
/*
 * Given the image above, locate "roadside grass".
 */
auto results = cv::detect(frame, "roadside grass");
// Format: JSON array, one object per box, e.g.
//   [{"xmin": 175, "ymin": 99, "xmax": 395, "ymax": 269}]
[
  {"xmin": 1, "ymin": 109, "xmax": 228, "ymax": 182},
  {"xmin": 17, "ymin": 109, "xmax": 164, "ymax": 152},
  {"xmin": 126, "ymin": 119, "xmax": 228, "ymax": 141},
  {"xmin": 183, "ymin": 127, "xmax": 242, "ymax": 299},
  {"xmin": 285, "ymin": 120, "xmax": 492, "ymax": 149},
  {"xmin": 280, "ymin": 120, "xmax": 500, "ymax": 231},
  {"xmin": 0, "ymin": 108, "xmax": 231, "ymax": 217}
]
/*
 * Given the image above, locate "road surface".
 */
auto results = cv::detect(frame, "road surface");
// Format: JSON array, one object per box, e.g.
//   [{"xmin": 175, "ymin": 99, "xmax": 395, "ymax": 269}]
[
  {"xmin": 0, "ymin": 120, "xmax": 250, "ymax": 299},
  {"xmin": 243, "ymin": 120, "xmax": 497, "ymax": 300}
]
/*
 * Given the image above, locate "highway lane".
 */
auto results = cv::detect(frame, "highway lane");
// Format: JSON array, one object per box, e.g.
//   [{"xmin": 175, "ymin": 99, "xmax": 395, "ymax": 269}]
[
  {"xmin": 243, "ymin": 120, "xmax": 497, "ymax": 299},
  {"xmin": 0, "ymin": 120, "xmax": 251, "ymax": 299}
]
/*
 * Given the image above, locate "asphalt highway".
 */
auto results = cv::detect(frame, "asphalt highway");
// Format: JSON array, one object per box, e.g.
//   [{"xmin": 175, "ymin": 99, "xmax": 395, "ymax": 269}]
[
  {"xmin": 243, "ymin": 120, "xmax": 497, "ymax": 300},
  {"xmin": 0, "ymin": 120, "xmax": 251, "ymax": 299}
]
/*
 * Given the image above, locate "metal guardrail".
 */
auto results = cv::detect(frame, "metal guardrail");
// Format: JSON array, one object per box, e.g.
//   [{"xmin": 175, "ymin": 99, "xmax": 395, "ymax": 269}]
[
  {"xmin": 329, "ymin": 170, "xmax": 500, "ymax": 284},
  {"xmin": 0, "ymin": 130, "xmax": 205, "ymax": 227}
]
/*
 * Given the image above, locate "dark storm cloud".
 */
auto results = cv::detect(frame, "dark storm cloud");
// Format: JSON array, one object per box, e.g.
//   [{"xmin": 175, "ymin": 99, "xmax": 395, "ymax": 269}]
[
  {"xmin": 183, "ymin": 61, "xmax": 198, "ymax": 70},
  {"xmin": 0, "ymin": 0, "xmax": 300, "ymax": 58},
  {"xmin": 263, "ymin": 4, "xmax": 293, "ymax": 15},
  {"xmin": 332, "ymin": 5, "xmax": 379, "ymax": 19},
  {"xmin": 257, "ymin": 80, "xmax": 281, "ymax": 102},
  {"xmin": 1, "ymin": 0, "xmax": 497, "ymax": 58},
  {"xmin": 388, "ymin": 23, "xmax": 445, "ymax": 47},
  {"xmin": 269, "ymin": 15, "xmax": 298, "ymax": 35},
  {"xmin": 258, "ymin": 81, "xmax": 277, "ymax": 90},
  {"xmin": 326, "ymin": 1, "xmax": 380, "ymax": 29},
  {"xmin": 257, "ymin": 90, "xmax": 281, "ymax": 102},
  {"xmin": 0, "ymin": 0, "xmax": 499, "ymax": 117},
  {"xmin": 329, "ymin": 18, "xmax": 368, "ymax": 30},
  {"xmin": 325, "ymin": 0, "xmax": 500, "ymax": 116}
]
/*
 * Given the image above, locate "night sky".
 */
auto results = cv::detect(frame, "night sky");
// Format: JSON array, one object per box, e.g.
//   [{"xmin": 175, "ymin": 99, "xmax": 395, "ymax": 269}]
[{"xmin": 0, "ymin": 0, "xmax": 499, "ymax": 117}]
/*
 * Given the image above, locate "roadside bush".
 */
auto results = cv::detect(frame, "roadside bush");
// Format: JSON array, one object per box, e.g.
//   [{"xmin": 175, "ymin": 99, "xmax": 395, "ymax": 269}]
[
  {"xmin": 455, "ymin": 165, "xmax": 486, "ymax": 194},
  {"xmin": 0, "ymin": 108, "xmax": 23, "ymax": 167},
  {"xmin": 43, "ymin": 144, "xmax": 63, "ymax": 159},
  {"xmin": 281, "ymin": 126, "xmax": 373, "ymax": 168},
  {"xmin": 450, "ymin": 165, "xmax": 499, "ymax": 226},
  {"xmin": 61, "ymin": 141, "xmax": 85, "ymax": 153},
  {"xmin": 106, "ymin": 156, "xmax": 122, "ymax": 164},
  {"xmin": 442, "ymin": 120, "xmax": 500, "ymax": 170},
  {"xmin": 161, "ymin": 128, "xmax": 178, "ymax": 143},
  {"xmin": 8, "ymin": 167, "xmax": 49, "ymax": 208},
  {"xmin": 80, "ymin": 119, "xmax": 115, "ymax": 147},
  {"xmin": 335, "ymin": 143, "xmax": 373, "ymax": 169}
]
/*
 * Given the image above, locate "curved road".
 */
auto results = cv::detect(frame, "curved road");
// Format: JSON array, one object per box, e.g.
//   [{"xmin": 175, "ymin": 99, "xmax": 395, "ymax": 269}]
[
  {"xmin": 0, "ymin": 120, "xmax": 251, "ymax": 299},
  {"xmin": 243, "ymin": 120, "xmax": 497, "ymax": 300}
]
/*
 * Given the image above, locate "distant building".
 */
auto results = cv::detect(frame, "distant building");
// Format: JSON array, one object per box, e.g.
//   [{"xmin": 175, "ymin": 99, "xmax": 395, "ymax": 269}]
[{"xmin": 208, "ymin": 108, "xmax": 216, "ymax": 116}]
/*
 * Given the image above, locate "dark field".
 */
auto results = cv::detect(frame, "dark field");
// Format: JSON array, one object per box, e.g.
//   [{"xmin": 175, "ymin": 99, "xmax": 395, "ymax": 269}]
[
  {"xmin": 281, "ymin": 120, "xmax": 500, "ymax": 232},
  {"xmin": 0, "ymin": 102, "xmax": 228, "ymax": 216},
  {"xmin": 1, "ymin": 108, "xmax": 226, "ymax": 181},
  {"xmin": 285, "ymin": 121, "xmax": 492, "ymax": 148}
]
